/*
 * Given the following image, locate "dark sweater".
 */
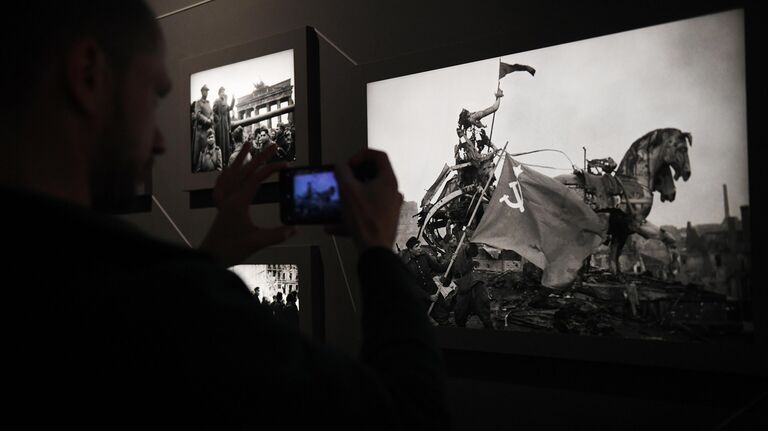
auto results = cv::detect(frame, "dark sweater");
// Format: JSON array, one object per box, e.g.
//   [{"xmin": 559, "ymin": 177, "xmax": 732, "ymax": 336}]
[{"xmin": 5, "ymin": 188, "xmax": 447, "ymax": 429}]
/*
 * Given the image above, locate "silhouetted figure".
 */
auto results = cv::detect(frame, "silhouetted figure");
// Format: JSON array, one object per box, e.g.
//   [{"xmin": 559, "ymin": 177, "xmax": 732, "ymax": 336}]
[
  {"xmin": 284, "ymin": 291, "xmax": 299, "ymax": 328},
  {"xmin": 3, "ymin": 3, "xmax": 447, "ymax": 428}
]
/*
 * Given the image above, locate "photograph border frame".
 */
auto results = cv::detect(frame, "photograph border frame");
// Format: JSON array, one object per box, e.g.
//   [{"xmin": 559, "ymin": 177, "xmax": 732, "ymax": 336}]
[
  {"xmin": 179, "ymin": 26, "xmax": 321, "ymax": 203},
  {"xmin": 238, "ymin": 245, "xmax": 325, "ymax": 341},
  {"xmin": 356, "ymin": 3, "xmax": 766, "ymax": 375}
]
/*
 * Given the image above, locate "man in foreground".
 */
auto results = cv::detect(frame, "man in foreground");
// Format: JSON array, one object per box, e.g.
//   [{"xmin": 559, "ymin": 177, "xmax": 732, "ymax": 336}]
[{"xmin": 2, "ymin": 1, "xmax": 447, "ymax": 429}]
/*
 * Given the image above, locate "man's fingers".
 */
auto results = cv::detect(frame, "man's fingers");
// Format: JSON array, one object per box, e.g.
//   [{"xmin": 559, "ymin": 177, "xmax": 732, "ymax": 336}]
[
  {"xmin": 242, "ymin": 161, "xmax": 286, "ymax": 198},
  {"xmin": 335, "ymin": 162, "xmax": 361, "ymax": 198},
  {"xmin": 252, "ymin": 143, "xmax": 278, "ymax": 166},
  {"xmin": 233, "ymin": 144, "xmax": 276, "ymax": 181},
  {"xmin": 348, "ymin": 149, "xmax": 397, "ymax": 187},
  {"xmin": 217, "ymin": 141, "xmax": 256, "ymax": 191},
  {"xmin": 231, "ymin": 141, "xmax": 253, "ymax": 167}
]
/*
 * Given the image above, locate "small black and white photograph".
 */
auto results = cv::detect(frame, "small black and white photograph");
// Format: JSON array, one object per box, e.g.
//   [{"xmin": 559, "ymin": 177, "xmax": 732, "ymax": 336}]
[
  {"xmin": 190, "ymin": 49, "xmax": 296, "ymax": 173},
  {"xmin": 229, "ymin": 264, "xmax": 300, "ymax": 328},
  {"xmin": 368, "ymin": 10, "xmax": 751, "ymax": 342}
]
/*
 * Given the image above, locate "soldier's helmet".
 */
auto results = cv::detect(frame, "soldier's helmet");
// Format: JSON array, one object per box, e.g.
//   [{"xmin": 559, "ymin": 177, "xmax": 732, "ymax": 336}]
[{"xmin": 406, "ymin": 236, "xmax": 420, "ymax": 249}]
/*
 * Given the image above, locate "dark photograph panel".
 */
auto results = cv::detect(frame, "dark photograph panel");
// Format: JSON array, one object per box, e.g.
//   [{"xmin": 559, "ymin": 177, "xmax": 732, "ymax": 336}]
[
  {"xmin": 368, "ymin": 10, "xmax": 750, "ymax": 343},
  {"xmin": 230, "ymin": 264, "xmax": 300, "ymax": 328},
  {"xmin": 191, "ymin": 50, "xmax": 296, "ymax": 173}
]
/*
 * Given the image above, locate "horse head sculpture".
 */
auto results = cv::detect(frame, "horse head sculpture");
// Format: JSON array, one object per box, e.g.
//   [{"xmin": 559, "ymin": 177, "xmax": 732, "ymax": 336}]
[
  {"xmin": 652, "ymin": 129, "xmax": 692, "ymax": 202},
  {"xmin": 617, "ymin": 128, "xmax": 692, "ymax": 203}
]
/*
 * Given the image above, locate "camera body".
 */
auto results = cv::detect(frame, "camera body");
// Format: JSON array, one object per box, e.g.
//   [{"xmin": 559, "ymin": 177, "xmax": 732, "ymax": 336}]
[{"xmin": 279, "ymin": 160, "xmax": 377, "ymax": 225}]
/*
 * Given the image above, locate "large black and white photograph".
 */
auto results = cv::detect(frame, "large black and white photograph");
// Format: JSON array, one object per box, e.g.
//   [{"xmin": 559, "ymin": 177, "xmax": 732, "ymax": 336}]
[
  {"xmin": 230, "ymin": 264, "xmax": 300, "ymax": 328},
  {"xmin": 368, "ymin": 10, "xmax": 751, "ymax": 342},
  {"xmin": 190, "ymin": 49, "xmax": 296, "ymax": 173}
]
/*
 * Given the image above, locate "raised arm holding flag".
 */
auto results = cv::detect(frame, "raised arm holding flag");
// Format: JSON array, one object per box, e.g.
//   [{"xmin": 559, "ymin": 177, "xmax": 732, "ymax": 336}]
[
  {"xmin": 442, "ymin": 60, "xmax": 537, "ymax": 287},
  {"xmin": 489, "ymin": 61, "xmax": 536, "ymax": 139}
]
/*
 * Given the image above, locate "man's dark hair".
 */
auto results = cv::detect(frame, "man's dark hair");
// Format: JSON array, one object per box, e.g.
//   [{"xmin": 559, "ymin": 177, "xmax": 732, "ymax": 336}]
[
  {"xmin": 286, "ymin": 291, "xmax": 297, "ymax": 304},
  {"xmin": 4, "ymin": 0, "xmax": 159, "ymax": 121},
  {"xmin": 458, "ymin": 109, "xmax": 471, "ymax": 128}
]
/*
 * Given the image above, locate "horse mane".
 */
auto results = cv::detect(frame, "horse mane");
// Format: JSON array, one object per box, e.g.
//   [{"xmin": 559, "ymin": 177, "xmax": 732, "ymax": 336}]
[
  {"xmin": 617, "ymin": 128, "xmax": 687, "ymax": 202},
  {"xmin": 617, "ymin": 130, "xmax": 657, "ymax": 176},
  {"xmin": 617, "ymin": 128, "xmax": 683, "ymax": 177}
]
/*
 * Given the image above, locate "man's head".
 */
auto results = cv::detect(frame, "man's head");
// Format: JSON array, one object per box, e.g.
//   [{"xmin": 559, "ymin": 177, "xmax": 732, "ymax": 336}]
[
  {"xmin": 257, "ymin": 128, "xmax": 270, "ymax": 145},
  {"xmin": 406, "ymin": 236, "xmax": 420, "ymax": 250},
  {"xmin": 458, "ymin": 109, "xmax": 470, "ymax": 128},
  {"xmin": 282, "ymin": 127, "xmax": 294, "ymax": 147},
  {"xmin": 201, "ymin": 85, "xmax": 209, "ymax": 100},
  {"xmin": 286, "ymin": 291, "xmax": 297, "ymax": 304},
  {"xmin": 206, "ymin": 129, "xmax": 215, "ymax": 147},
  {"xmin": 5, "ymin": 1, "xmax": 170, "ymax": 211},
  {"xmin": 218, "ymin": 86, "xmax": 226, "ymax": 99}
]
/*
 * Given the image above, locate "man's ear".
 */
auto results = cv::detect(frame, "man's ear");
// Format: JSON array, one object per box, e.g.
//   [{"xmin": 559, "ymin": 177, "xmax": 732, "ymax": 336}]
[{"xmin": 64, "ymin": 39, "xmax": 112, "ymax": 118}]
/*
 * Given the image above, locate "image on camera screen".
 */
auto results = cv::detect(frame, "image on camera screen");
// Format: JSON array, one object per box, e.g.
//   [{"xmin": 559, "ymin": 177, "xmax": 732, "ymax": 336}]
[{"xmin": 293, "ymin": 171, "xmax": 341, "ymax": 221}]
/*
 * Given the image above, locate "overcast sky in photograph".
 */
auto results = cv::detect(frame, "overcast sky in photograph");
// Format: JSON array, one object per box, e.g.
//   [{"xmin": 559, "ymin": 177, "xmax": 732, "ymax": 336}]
[
  {"xmin": 368, "ymin": 10, "xmax": 748, "ymax": 228},
  {"xmin": 190, "ymin": 49, "xmax": 294, "ymax": 117}
]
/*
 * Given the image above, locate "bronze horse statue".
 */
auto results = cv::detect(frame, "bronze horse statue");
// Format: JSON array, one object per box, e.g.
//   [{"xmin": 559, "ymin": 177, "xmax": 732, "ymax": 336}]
[{"xmin": 555, "ymin": 128, "xmax": 692, "ymax": 274}]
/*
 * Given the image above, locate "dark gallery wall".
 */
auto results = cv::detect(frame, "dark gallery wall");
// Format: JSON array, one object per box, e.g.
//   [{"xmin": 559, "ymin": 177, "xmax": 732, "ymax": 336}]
[{"xmin": 128, "ymin": 0, "xmax": 766, "ymax": 429}]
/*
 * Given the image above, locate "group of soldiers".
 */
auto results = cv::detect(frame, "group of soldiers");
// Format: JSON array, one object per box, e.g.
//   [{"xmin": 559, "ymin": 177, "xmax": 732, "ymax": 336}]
[
  {"xmin": 399, "ymin": 236, "xmax": 494, "ymax": 329},
  {"xmin": 398, "ymin": 90, "xmax": 513, "ymax": 328},
  {"xmin": 252, "ymin": 286, "xmax": 300, "ymax": 328},
  {"xmin": 191, "ymin": 84, "xmax": 295, "ymax": 173}
]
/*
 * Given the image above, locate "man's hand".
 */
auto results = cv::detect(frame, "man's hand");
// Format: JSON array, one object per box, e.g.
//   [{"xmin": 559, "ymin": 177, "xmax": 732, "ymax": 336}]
[
  {"xmin": 199, "ymin": 143, "xmax": 294, "ymax": 267},
  {"xmin": 328, "ymin": 149, "xmax": 403, "ymax": 251},
  {"xmin": 494, "ymin": 89, "xmax": 504, "ymax": 99}
]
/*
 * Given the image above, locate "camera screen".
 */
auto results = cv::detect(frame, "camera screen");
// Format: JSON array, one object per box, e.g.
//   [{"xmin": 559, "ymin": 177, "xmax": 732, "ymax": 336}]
[{"xmin": 293, "ymin": 170, "xmax": 341, "ymax": 221}]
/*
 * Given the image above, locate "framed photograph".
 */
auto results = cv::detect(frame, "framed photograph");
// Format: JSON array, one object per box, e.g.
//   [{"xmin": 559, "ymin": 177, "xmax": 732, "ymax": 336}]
[
  {"xmin": 229, "ymin": 246, "xmax": 324, "ymax": 340},
  {"xmin": 360, "ymin": 7, "xmax": 764, "ymax": 373},
  {"xmin": 180, "ymin": 27, "xmax": 320, "ymax": 198}
]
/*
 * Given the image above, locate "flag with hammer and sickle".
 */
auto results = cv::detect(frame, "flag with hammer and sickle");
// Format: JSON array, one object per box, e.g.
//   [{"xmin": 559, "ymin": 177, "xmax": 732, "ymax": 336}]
[{"xmin": 471, "ymin": 155, "xmax": 606, "ymax": 288}]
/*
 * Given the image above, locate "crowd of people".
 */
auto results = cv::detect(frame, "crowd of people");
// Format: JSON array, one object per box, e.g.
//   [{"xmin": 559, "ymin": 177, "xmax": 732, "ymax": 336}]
[
  {"xmin": 191, "ymin": 84, "xmax": 296, "ymax": 172},
  {"xmin": 252, "ymin": 287, "xmax": 300, "ymax": 328}
]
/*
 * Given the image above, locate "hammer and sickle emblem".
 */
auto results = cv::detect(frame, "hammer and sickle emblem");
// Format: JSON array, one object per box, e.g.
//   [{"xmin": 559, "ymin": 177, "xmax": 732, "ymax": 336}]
[{"xmin": 500, "ymin": 180, "xmax": 525, "ymax": 212}]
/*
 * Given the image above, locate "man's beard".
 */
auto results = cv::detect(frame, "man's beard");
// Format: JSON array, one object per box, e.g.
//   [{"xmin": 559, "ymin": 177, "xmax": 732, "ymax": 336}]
[
  {"xmin": 90, "ymin": 155, "xmax": 142, "ymax": 214},
  {"xmin": 89, "ymin": 108, "xmax": 145, "ymax": 214}
]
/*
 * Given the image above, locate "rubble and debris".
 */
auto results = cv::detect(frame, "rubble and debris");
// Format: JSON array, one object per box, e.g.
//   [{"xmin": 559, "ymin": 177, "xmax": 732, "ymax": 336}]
[{"xmin": 439, "ymin": 263, "xmax": 747, "ymax": 342}]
